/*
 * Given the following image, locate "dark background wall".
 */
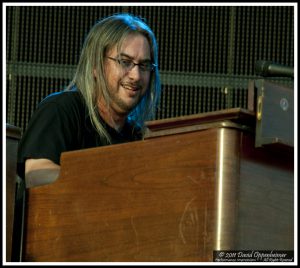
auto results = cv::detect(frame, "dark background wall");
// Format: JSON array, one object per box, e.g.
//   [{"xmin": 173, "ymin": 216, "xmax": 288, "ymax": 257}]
[{"xmin": 6, "ymin": 5, "xmax": 294, "ymax": 133}]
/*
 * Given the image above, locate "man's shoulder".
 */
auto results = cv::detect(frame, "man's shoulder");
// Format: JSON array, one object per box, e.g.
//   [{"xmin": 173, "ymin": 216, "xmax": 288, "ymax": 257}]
[
  {"xmin": 41, "ymin": 90, "xmax": 82, "ymax": 103},
  {"xmin": 39, "ymin": 90, "xmax": 85, "ymax": 111}
]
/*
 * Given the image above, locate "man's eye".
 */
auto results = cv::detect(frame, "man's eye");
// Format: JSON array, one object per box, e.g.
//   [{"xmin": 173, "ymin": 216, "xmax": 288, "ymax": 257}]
[{"xmin": 120, "ymin": 59, "xmax": 132, "ymax": 67}]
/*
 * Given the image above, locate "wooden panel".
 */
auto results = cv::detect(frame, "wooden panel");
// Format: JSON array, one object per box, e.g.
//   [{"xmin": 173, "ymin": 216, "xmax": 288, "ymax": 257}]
[
  {"xmin": 24, "ymin": 129, "xmax": 218, "ymax": 261},
  {"xmin": 145, "ymin": 108, "xmax": 255, "ymax": 138},
  {"xmin": 22, "ymin": 109, "xmax": 294, "ymax": 261},
  {"xmin": 6, "ymin": 124, "xmax": 21, "ymax": 262},
  {"xmin": 23, "ymin": 127, "xmax": 243, "ymax": 262},
  {"xmin": 237, "ymin": 132, "xmax": 294, "ymax": 249}
]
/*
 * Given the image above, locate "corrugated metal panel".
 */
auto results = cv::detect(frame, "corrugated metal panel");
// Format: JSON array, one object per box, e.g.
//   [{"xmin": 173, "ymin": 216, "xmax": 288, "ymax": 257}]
[{"xmin": 6, "ymin": 5, "xmax": 294, "ymax": 132}]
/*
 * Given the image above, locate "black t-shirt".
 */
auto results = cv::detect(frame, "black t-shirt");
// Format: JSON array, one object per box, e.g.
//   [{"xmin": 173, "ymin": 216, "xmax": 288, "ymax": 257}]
[{"xmin": 17, "ymin": 89, "xmax": 142, "ymax": 179}]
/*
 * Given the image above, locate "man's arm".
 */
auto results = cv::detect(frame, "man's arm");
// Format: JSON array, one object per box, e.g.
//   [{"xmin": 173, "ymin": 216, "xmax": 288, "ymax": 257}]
[{"xmin": 25, "ymin": 158, "xmax": 60, "ymax": 188}]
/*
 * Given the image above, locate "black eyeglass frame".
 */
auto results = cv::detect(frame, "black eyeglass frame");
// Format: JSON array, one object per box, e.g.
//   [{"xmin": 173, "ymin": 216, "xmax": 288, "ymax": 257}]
[{"xmin": 107, "ymin": 56, "xmax": 157, "ymax": 72}]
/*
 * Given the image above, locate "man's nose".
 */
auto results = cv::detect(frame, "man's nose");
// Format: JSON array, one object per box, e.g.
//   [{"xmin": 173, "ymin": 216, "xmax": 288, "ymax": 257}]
[{"xmin": 128, "ymin": 65, "xmax": 142, "ymax": 80}]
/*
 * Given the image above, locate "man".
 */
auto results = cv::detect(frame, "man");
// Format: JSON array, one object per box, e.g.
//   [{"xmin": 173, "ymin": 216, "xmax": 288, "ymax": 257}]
[{"xmin": 17, "ymin": 13, "xmax": 161, "ymax": 187}]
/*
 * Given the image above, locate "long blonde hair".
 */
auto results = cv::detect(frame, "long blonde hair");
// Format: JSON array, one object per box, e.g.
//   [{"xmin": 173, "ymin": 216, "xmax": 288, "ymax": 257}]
[{"xmin": 66, "ymin": 13, "xmax": 161, "ymax": 143}]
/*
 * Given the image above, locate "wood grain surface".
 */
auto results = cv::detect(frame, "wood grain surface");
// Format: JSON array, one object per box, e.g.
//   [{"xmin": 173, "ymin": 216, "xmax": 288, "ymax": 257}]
[
  {"xmin": 22, "ymin": 111, "xmax": 294, "ymax": 262},
  {"xmin": 24, "ymin": 128, "xmax": 223, "ymax": 261}
]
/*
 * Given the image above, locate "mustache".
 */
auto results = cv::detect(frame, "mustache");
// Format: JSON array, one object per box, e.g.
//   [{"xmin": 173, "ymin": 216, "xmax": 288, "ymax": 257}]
[{"xmin": 121, "ymin": 82, "xmax": 142, "ymax": 90}]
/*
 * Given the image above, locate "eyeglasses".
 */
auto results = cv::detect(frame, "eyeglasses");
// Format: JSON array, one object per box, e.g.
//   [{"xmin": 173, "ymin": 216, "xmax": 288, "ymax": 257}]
[{"xmin": 107, "ymin": 56, "xmax": 157, "ymax": 72}]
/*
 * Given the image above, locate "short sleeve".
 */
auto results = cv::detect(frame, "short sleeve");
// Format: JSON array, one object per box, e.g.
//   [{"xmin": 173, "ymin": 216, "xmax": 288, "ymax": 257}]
[{"xmin": 17, "ymin": 95, "xmax": 82, "ymax": 179}]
